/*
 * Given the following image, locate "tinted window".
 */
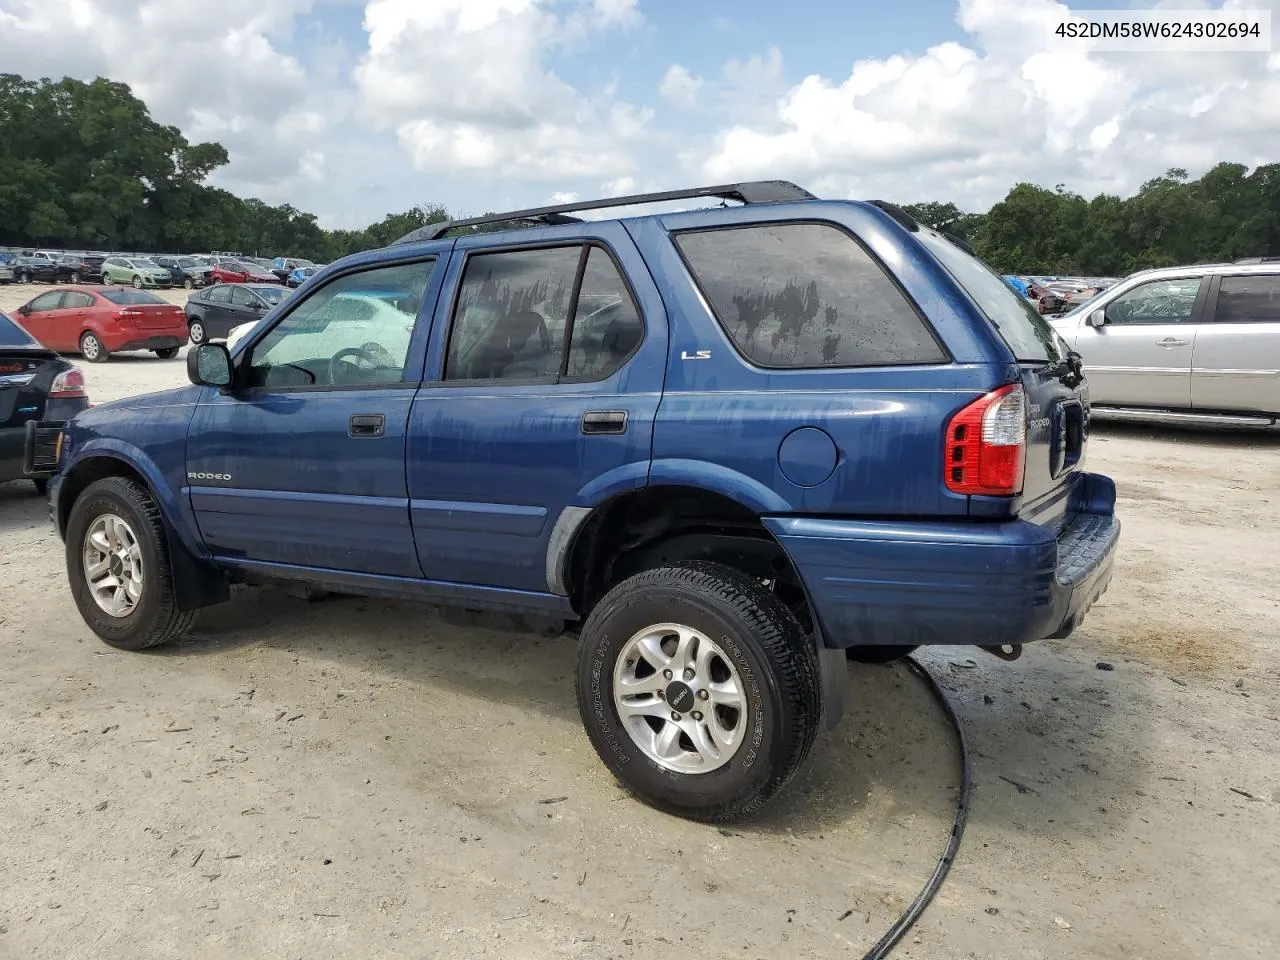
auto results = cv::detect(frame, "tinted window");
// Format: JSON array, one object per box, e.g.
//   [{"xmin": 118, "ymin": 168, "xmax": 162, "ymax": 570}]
[
  {"xmin": 101, "ymin": 290, "xmax": 165, "ymax": 305},
  {"xmin": 28, "ymin": 292, "xmax": 65, "ymax": 312},
  {"xmin": 446, "ymin": 246, "xmax": 581, "ymax": 381},
  {"xmin": 565, "ymin": 247, "xmax": 643, "ymax": 379},
  {"xmin": 676, "ymin": 223, "xmax": 946, "ymax": 368},
  {"xmin": 916, "ymin": 229, "xmax": 1062, "ymax": 362},
  {"xmin": 0, "ymin": 312, "xmax": 37, "ymax": 346},
  {"xmin": 1106, "ymin": 278, "xmax": 1202, "ymax": 325},
  {"xmin": 1214, "ymin": 275, "xmax": 1280, "ymax": 322},
  {"xmin": 63, "ymin": 292, "xmax": 95, "ymax": 308},
  {"xmin": 204, "ymin": 286, "xmax": 231, "ymax": 304},
  {"xmin": 230, "ymin": 286, "xmax": 259, "ymax": 307},
  {"xmin": 248, "ymin": 260, "xmax": 434, "ymax": 388}
]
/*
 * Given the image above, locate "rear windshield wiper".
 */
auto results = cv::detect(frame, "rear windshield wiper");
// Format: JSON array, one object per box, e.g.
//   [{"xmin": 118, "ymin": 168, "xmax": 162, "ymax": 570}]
[{"xmin": 1041, "ymin": 351, "xmax": 1084, "ymax": 388}]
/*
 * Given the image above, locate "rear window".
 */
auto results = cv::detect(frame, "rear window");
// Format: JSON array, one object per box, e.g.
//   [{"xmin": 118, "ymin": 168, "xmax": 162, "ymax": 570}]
[
  {"xmin": 1214, "ymin": 275, "xmax": 1280, "ymax": 322},
  {"xmin": 916, "ymin": 230, "xmax": 1063, "ymax": 362},
  {"xmin": 675, "ymin": 222, "xmax": 946, "ymax": 368},
  {"xmin": 0, "ymin": 311, "xmax": 38, "ymax": 346},
  {"xmin": 102, "ymin": 290, "xmax": 165, "ymax": 305}
]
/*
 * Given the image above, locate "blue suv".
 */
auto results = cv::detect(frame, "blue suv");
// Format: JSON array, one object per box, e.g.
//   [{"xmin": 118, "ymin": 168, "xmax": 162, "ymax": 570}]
[{"xmin": 38, "ymin": 182, "xmax": 1119, "ymax": 821}]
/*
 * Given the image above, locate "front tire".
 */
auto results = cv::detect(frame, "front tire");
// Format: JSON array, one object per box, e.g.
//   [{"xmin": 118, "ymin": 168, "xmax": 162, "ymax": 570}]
[
  {"xmin": 80, "ymin": 331, "xmax": 108, "ymax": 363},
  {"xmin": 132, "ymin": 275, "xmax": 143, "ymax": 289},
  {"xmin": 65, "ymin": 477, "xmax": 196, "ymax": 650},
  {"xmin": 154, "ymin": 347, "xmax": 179, "ymax": 359},
  {"xmin": 187, "ymin": 319, "xmax": 206, "ymax": 345},
  {"xmin": 19, "ymin": 270, "xmax": 30, "ymax": 283},
  {"xmin": 183, "ymin": 277, "xmax": 194, "ymax": 290},
  {"xmin": 576, "ymin": 561, "xmax": 821, "ymax": 822},
  {"xmin": 70, "ymin": 271, "xmax": 81, "ymax": 283}
]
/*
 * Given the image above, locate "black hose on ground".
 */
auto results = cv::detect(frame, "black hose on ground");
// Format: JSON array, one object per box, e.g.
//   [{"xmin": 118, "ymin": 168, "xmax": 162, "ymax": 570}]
[{"xmin": 857, "ymin": 656, "xmax": 974, "ymax": 960}]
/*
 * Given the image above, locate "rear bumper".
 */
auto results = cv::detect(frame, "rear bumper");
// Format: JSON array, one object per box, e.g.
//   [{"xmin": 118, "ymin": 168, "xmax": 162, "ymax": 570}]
[
  {"xmin": 764, "ymin": 473, "xmax": 1119, "ymax": 648},
  {"xmin": 105, "ymin": 334, "xmax": 187, "ymax": 352}
]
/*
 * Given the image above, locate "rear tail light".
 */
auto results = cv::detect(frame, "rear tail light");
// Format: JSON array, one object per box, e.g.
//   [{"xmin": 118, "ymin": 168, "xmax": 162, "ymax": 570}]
[
  {"xmin": 49, "ymin": 367, "xmax": 87, "ymax": 399},
  {"xmin": 944, "ymin": 384, "xmax": 1026, "ymax": 496},
  {"xmin": 119, "ymin": 308, "xmax": 142, "ymax": 318}
]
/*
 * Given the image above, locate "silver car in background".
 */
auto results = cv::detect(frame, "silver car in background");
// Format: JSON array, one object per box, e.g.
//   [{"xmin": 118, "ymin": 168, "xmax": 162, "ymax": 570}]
[{"xmin": 1049, "ymin": 263, "xmax": 1280, "ymax": 427}]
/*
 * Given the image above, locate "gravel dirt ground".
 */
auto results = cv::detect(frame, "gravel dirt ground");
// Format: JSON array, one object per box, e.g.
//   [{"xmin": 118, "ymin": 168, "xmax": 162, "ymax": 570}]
[{"xmin": 1, "ymin": 282, "xmax": 1277, "ymax": 959}]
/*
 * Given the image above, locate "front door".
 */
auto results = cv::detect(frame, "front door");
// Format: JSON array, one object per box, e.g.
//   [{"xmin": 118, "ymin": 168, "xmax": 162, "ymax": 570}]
[
  {"xmin": 1075, "ymin": 276, "xmax": 1205, "ymax": 408},
  {"xmin": 407, "ymin": 225, "xmax": 667, "ymax": 593},
  {"xmin": 18, "ymin": 291, "xmax": 73, "ymax": 351},
  {"xmin": 185, "ymin": 251, "xmax": 450, "ymax": 577},
  {"xmin": 1192, "ymin": 273, "xmax": 1280, "ymax": 414}
]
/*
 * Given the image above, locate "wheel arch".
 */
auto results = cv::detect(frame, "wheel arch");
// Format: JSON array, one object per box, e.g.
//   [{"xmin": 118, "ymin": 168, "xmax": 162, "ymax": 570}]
[{"xmin": 59, "ymin": 449, "xmax": 228, "ymax": 613}]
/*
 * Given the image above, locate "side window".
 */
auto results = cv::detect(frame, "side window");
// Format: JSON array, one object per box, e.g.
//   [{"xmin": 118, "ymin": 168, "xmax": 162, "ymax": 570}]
[
  {"xmin": 204, "ymin": 286, "xmax": 231, "ymax": 304},
  {"xmin": 247, "ymin": 260, "xmax": 434, "ymax": 389},
  {"xmin": 565, "ymin": 247, "xmax": 643, "ymax": 379},
  {"xmin": 1214, "ymin": 275, "xmax": 1280, "ymax": 322},
  {"xmin": 28, "ymin": 292, "xmax": 66, "ymax": 312},
  {"xmin": 674, "ymin": 222, "xmax": 945, "ymax": 368},
  {"xmin": 445, "ymin": 247, "xmax": 581, "ymax": 381},
  {"xmin": 1105, "ymin": 278, "xmax": 1202, "ymax": 325},
  {"xmin": 230, "ymin": 287, "xmax": 258, "ymax": 307},
  {"xmin": 64, "ymin": 292, "xmax": 94, "ymax": 308}
]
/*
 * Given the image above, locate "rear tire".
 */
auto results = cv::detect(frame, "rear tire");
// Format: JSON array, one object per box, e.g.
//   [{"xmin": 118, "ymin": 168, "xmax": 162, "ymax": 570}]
[
  {"xmin": 187, "ymin": 319, "xmax": 206, "ymax": 345},
  {"xmin": 65, "ymin": 477, "xmax": 196, "ymax": 650},
  {"xmin": 846, "ymin": 645, "xmax": 919, "ymax": 664},
  {"xmin": 80, "ymin": 331, "xmax": 108, "ymax": 363},
  {"xmin": 154, "ymin": 347, "xmax": 179, "ymax": 359},
  {"xmin": 576, "ymin": 561, "xmax": 821, "ymax": 822}
]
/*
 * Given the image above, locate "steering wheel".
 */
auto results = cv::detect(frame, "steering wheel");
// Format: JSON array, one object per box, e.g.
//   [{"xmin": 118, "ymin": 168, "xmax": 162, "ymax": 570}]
[{"xmin": 328, "ymin": 346, "xmax": 380, "ymax": 384}]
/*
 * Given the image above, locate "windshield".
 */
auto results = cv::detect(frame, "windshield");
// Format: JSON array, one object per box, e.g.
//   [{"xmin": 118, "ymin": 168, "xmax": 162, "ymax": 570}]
[
  {"xmin": 133, "ymin": 259, "xmax": 160, "ymax": 269},
  {"xmin": 102, "ymin": 290, "xmax": 165, "ymax": 305},
  {"xmin": 176, "ymin": 257, "xmax": 199, "ymax": 268},
  {"xmin": 916, "ymin": 230, "xmax": 1063, "ymax": 362},
  {"xmin": 0, "ymin": 311, "xmax": 38, "ymax": 346},
  {"xmin": 253, "ymin": 286, "xmax": 289, "ymax": 304}
]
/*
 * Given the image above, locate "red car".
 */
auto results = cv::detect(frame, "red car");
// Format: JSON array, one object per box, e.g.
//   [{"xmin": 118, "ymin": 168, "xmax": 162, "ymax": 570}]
[
  {"xmin": 207, "ymin": 260, "xmax": 281, "ymax": 284},
  {"xmin": 13, "ymin": 286, "xmax": 188, "ymax": 362}
]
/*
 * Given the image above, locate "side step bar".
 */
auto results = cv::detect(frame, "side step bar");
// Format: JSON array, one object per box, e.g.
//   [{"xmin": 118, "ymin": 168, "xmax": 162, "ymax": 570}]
[{"xmin": 1090, "ymin": 406, "xmax": 1278, "ymax": 429}]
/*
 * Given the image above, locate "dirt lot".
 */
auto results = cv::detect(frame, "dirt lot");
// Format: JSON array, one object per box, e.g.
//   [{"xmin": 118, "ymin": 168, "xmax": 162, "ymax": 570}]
[{"xmin": 1, "ymin": 281, "xmax": 1277, "ymax": 959}]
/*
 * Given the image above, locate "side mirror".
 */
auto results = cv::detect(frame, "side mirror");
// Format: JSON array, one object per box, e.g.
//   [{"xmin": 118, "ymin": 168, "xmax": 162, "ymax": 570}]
[
  {"xmin": 17, "ymin": 304, "xmax": 31, "ymax": 316},
  {"xmin": 187, "ymin": 343, "xmax": 233, "ymax": 388},
  {"xmin": 1086, "ymin": 308, "xmax": 1107, "ymax": 328}
]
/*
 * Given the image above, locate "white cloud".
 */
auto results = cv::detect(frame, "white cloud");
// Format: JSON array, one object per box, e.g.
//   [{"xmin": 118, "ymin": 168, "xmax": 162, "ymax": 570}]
[
  {"xmin": 0, "ymin": 0, "xmax": 336, "ymax": 203},
  {"xmin": 660, "ymin": 65, "xmax": 704, "ymax": 109},
  {"xmin": 692, "ymin": 0, "xmax": 1280, "ymax": 208},
  {"xmin": 354, "ymin": 0, "xmax": 650, "ymax": 178}
]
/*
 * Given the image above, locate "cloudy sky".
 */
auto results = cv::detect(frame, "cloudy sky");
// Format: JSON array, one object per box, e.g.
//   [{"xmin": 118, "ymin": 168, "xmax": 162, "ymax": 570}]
[{"xmin": 1, "ymin": 0, "xmax": 1278, "ymax": 228}]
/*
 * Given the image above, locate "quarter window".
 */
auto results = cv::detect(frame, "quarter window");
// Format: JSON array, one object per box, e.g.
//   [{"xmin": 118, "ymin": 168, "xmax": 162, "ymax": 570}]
[
  {"xmin": 247, "ymin": 260, "xmax": 434, "ymax": 389},
  {"xmin": 675, "ymin": 222, "xmax": 945, "ymax": 368},
  {"xmin": 1213, "ymin": 275, "xmax": 1280, "ymax": 323},
  {"xmin": 1105, "ymin": 278, "xmax": 1202, "ymax": 325}
]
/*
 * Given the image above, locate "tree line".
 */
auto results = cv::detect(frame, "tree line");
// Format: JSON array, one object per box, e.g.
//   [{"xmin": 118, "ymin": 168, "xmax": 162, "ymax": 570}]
[{"xmin": 2, "ymin": 74, "xmax": 1278, "ymax": 274}]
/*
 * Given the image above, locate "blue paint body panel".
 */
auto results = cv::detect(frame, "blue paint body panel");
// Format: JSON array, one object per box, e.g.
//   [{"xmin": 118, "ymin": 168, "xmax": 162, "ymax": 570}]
[{"xmin": 48, "ymin": 195, "xmax": 1119, "ymax": 651}]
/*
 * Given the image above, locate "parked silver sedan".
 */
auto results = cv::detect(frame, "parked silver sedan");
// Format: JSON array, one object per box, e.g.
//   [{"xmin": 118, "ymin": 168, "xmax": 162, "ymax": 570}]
[{"xmin": 1049, "ymin": 263, "xmax": 1280, "ymax": 426}]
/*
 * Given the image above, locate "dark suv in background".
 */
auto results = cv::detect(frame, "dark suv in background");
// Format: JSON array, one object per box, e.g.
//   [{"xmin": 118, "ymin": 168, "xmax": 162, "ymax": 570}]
[
  {"xmin": 38, "ymin": 181, "xmax": 1119, "ymax": 822},
  {"xmin": 154, "ymin": 256, "xmax": 212, "ymax": 290},
  {"xmin": 53, "ymin": 254, "xmax": 105, "ymax": 284}
]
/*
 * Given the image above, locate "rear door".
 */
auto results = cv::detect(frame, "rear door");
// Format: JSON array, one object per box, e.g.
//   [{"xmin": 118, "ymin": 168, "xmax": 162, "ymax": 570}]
[
  {"xmin": 407, "ymin": 224, "xmax": 665, "ymax": 593},
  {"xmin": 57, "ymin": 291, "xmax": 96, "ymax": 349},
  {"xmin": 199, "ymin": 286, "xmax": 235, "ymax": 337},
  {"xmin": 1192, "ymin": 273, "xmax": 1280, "ymax": 415},
  {"xmin": 1072, "ymin": 276, "xmax": 1207, "ymax": 408}
]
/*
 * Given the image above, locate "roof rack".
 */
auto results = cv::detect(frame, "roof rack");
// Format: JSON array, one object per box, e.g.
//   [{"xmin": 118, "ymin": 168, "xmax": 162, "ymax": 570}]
[{"xmin": 394, "ymin": 180, "xmax": 816, "ymax": 245}]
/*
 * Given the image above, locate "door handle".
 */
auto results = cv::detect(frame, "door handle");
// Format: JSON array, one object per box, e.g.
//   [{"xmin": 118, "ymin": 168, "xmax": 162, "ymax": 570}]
[
  {"xmin": 581, "ymin": 410, "xmax": 627, "ymax": 435},
  {"xmin": 1156, "ymin": 337, "xmax": 1189, "ymax": 347},
  {"xmin": 349, "ymin": 413, "xmax": 385, "ymax": 437}
]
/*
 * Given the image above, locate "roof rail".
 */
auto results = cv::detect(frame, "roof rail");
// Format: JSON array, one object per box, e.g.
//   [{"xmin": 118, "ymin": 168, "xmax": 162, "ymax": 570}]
[{"xmin": 394, "ymin": 180, "xmax": 816, "ymax": 245}]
